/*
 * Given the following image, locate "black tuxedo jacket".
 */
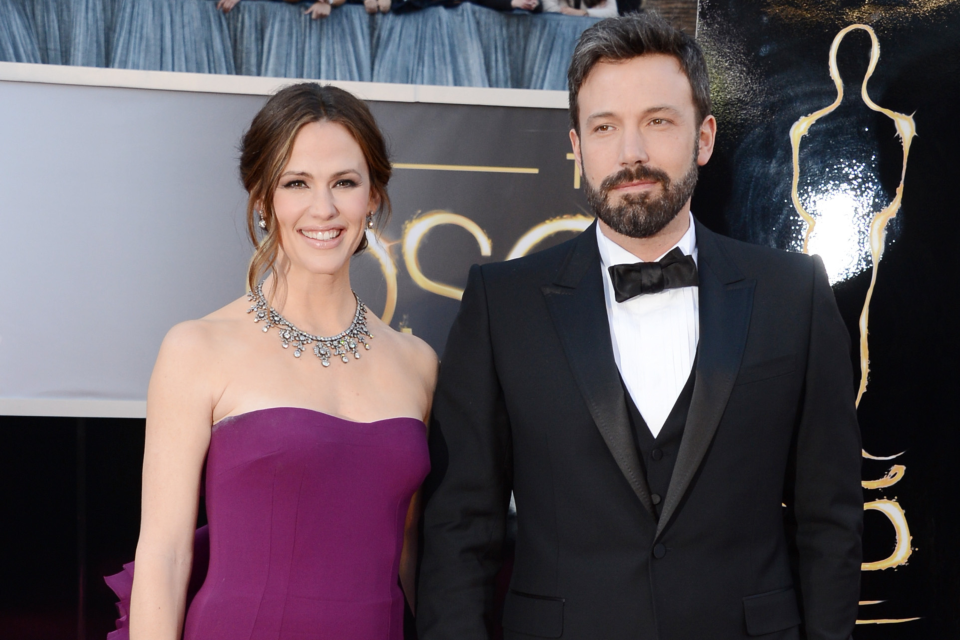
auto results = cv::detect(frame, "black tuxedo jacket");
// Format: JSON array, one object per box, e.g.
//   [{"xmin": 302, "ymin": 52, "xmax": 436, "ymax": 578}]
[{"xmin": 418, "ymin": 220, "xmax": 863, "ymax": 640}]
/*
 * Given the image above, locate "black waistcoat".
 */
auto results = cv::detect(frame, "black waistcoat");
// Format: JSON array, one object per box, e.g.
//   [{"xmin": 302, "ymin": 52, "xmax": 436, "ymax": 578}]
[{"xmin": 623, "ymin": 362, "xmax": 697, "ymax": 519}]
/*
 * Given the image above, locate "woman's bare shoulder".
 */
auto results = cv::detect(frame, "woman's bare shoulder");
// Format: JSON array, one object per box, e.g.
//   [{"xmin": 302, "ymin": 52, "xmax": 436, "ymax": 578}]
[
  {"xmin": 157, "ymin": 296, "xmax": 252, "ymax": 363},
  {"xmin": 369, "ymin": 317, "xmax": 438, "ymax": 382}
]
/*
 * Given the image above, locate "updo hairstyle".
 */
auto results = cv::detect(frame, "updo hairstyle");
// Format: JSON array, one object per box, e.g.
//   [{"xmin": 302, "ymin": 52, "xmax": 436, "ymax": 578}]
[{"xmin": 240, "ymin": 83, "xmax": 392, "ymax": 293}]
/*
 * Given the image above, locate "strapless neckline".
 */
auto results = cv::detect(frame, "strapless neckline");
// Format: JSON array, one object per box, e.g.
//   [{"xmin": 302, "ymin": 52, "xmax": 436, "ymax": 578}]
[{"xmin": 212, "ymin": 406, "xmax": 426, "ymax": 429}]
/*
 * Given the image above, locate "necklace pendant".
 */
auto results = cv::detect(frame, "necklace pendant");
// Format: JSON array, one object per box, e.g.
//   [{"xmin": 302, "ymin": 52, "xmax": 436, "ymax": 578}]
[{"xmin": 251, "ymin": 282, "xmax": 373, "ymax": 367}]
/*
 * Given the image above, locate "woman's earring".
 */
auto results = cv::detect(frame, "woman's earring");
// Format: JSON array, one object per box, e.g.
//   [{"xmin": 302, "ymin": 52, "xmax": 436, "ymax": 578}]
[
  {"xmin": 258, "ymin": 211, "xmax": 267, "ymax": 229},
  {"xmin": 366, "ymin": 213, "xmax": 375, "ymax": 229}
]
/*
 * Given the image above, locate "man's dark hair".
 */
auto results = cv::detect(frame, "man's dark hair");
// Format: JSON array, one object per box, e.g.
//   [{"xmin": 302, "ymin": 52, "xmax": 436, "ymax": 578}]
[{"xmin": 567, "ymin": 13, "xmax": 711, "ymax": 134}]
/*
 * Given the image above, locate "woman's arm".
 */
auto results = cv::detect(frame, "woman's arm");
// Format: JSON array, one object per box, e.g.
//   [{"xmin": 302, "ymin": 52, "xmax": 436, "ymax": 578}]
[
  {"xmin": 399, "ymin": 334, "xmax": 439, "ymax": 613},
  {"xmin": 129, "ymin": 323, "xmax": 216, "ymax": 640}
]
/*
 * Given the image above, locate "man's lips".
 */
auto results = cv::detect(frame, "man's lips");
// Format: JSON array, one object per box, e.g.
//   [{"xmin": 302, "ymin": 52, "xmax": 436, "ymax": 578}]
[{"xmin": 611, "ymin": 179, "xmax": 659, "ymax": 191}]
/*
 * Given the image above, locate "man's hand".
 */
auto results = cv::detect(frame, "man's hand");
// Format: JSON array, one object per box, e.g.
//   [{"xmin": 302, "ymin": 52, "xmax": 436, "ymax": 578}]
[
  {"xmin": 511, "ymin": 0, "xmax": 539, "ymax": 10},
  {"xmin": 304, "ymin": 1, "xmax": 332, "ymax": 18},
  {"xmin": 216, "ymin": 0, "xmax": 241, "ymax": 13}
]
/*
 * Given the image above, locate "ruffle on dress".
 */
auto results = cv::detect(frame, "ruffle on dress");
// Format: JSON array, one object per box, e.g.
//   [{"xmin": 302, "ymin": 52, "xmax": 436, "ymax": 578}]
[{"xmin": 104, "ymin": 524, "xmax": 211, "ymax": 640}]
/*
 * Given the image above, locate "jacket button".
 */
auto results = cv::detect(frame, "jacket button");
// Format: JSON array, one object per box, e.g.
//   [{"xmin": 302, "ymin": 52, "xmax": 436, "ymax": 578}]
[
  {"xmin": 651, "ymin": 449, "xmax": 663, "ymax": 461},
  {"xmin": 651, "ymin": 493, "xmax": 662, "ymax": 505},
  {"xmin": 653, "ymin": 544, "xmax": 666, "ymax": 559}
]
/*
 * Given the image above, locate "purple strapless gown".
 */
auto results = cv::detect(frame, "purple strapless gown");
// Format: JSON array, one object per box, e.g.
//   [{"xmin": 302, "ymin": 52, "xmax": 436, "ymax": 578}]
[{"xmin": 106, "ymin": 407, "xmax": 429, "ymax": 640}]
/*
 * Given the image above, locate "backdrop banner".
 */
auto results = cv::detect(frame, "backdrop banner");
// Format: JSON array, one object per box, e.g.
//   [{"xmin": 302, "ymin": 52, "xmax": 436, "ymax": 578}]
[
  {"xmin": 696, "ymin": 1, "xmax": 960, "ymax": 635},
  {"xmin": 0, "ymin": 79, "xmax": 588, "ymax": 409}
]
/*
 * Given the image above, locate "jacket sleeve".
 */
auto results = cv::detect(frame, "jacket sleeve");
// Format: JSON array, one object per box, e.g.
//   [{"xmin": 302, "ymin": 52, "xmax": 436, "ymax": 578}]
[
  {"xmin": 788, "ymin": 254, "xmax": 863, "ymax": 640},
  {"xmin": 466, "ymin": 0, "xmax": 516, "ymax": 11},
  {"xmin": 417, "ymin": 264, "xmax": 513, "ymax": 640},
  {"xmin": 586, "ymin": 0, "xmax": 617, "ymax": 18}
]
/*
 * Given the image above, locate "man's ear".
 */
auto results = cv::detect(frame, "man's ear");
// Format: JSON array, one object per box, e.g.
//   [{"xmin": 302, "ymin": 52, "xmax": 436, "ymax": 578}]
[
  {"xmin": 569, "ymin": 128, "xmax": 583, "ymax": 174},
  {"xmin": 697, "ymin": 115, "xmax": 717, "ymax": 167}
]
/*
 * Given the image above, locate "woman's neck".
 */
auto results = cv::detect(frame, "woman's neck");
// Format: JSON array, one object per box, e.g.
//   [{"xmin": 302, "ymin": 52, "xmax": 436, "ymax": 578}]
[{"xmin": 261, "ymin": 261, "xmax": 358, "ymax": 337}]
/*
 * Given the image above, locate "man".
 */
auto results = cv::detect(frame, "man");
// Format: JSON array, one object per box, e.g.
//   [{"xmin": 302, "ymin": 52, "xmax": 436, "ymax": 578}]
[{"xmin": 418, "ymin": 14, "xmax": 862, "ymax": 640}]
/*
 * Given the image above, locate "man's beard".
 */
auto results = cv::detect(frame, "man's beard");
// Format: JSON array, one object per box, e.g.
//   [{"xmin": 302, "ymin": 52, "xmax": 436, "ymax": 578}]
[{"xmin": 584, "ymin": 147, "xmax": 700, "ymax": 239}]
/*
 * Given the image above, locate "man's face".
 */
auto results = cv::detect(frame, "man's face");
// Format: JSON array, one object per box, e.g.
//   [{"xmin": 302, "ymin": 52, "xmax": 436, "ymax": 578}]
[{"xmin": 570, "ymin": 54, "xmax": 716, "ymax": 239}]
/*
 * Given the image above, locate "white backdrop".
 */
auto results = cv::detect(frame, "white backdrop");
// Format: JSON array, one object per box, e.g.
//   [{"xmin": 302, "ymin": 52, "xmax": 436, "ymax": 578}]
[
  {"xmin": 0, "ymin": 79, "xmax": 263, "ymax": 414},
  {"xmin": 0, "ymin": 65, "xmax": 571, "ymax": 418}
]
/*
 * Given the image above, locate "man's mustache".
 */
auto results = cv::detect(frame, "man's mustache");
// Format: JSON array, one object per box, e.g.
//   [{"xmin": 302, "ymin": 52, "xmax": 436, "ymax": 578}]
[{"xmin": 600, "ymin": 165, "xmax": 671, "ymax": 193}]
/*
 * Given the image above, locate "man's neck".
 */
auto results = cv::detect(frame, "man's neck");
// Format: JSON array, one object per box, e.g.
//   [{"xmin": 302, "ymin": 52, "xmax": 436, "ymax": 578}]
[{"xmin": 598, "ymin": 207, "xmax": 692, "ymax": 262}]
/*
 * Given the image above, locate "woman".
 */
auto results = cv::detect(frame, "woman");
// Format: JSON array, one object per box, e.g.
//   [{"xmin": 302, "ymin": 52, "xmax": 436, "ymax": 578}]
[{"xmin": 112, "ymin": 83, "xmax": 436, "ymax": 639}]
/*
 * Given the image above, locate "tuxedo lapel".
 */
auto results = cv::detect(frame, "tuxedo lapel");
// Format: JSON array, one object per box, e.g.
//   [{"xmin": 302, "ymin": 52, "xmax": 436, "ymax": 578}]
[
  {"xmin": 656, "ymin": 222, "xmax": 755, "ymax": 538},
  {"xmin": 542, "ymin": 224, "xmax": 656, "ymax": 517}
]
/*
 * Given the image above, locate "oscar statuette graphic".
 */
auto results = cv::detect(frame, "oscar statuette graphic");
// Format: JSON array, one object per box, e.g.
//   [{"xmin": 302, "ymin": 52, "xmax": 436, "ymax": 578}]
[{"xmin": 789, "ymin": 23, "xmax": 917, "ymax": 626}]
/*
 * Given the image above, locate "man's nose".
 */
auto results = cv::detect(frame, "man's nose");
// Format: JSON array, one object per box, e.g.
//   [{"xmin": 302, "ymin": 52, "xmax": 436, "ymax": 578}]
[{"xmin": 619, "ymin": 129, "xmax": 649, "ymax": 166}]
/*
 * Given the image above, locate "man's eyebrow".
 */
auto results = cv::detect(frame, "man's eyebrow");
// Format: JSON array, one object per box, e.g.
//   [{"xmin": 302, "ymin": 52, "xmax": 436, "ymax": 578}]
[
  {"xmin": 584, "ymin": 105, "xmax": 683, "ymax": 122},
  {"xmin": 585, "ymin": 110, "xmax": 617, "ymax": 122},
  {"xmin": 642, "ymin": 105, "xmax": 682, "ymax": 117}
]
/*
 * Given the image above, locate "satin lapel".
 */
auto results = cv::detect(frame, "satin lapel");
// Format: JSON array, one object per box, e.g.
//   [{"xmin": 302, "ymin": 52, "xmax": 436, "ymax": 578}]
[
  {"xmin": 656, "ymin": 223, "xmax": 755, "ymax": 538},
  {"xmin": 542, "ymin": 225, "xmax": 655, "ymax": 517}
]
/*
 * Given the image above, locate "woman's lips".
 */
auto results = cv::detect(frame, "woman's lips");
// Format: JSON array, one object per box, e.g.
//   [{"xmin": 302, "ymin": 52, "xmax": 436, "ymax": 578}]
[
  {"xmin": 300, "ymin": 228, "xmax": 342, "ymax": 241},
  {"xmin": 298, "ymin": 227, "xmax": 345, "ymax": 248}
]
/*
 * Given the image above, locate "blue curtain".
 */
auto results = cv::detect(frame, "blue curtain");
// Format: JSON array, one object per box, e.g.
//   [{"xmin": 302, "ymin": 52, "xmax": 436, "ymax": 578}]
[
  {"xmin": 1, "ymin": 0, "xmax": 598, "ymax": 90},
  {"xmin": 511, "ymin": 12, "xmax": 598, "ymax": 90},
  {"xmin": 228, "ymin": 2, "xmax": 372, "ymax": 81},
  {"xmin": 0, "ymin": 0, "xmax": 42, "ymax": 63},
  {"xmin": 110, "ymin": 0, "xmax": 235, "ymax": 73}
]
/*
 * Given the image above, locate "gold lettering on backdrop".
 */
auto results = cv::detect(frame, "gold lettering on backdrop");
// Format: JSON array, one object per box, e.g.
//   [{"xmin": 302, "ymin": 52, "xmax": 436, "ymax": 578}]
[
  {"xmin": 565, "ymin": 153, "xmax": 582, "ymax": 189},
  {"xmin": 861, "ymin": 499, "xmax": 913, "ymax": 571},
  {"xmin": 363, "ymin": 229, "xmax": 399, "ymax": 325},
  {"xmin": 506, "ymin": 215, "xmax": 594, "ymax": 260},
  {"xmin": 790, "ymin": 24, "xmax": 918, "ymax": 623},
  {"xmin": 861, "ymin": 464, "xmax": 905, "ymax": 490},
  {"xmin": 402, "ymin": 211, "xmax": 493, "ymax": 301}
]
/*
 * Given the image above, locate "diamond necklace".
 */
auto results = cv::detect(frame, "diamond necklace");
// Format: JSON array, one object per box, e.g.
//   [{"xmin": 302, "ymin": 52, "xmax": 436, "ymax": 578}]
[{"xmin": 247, "ymin": 282, "xmax": 372, "ymax": 367}]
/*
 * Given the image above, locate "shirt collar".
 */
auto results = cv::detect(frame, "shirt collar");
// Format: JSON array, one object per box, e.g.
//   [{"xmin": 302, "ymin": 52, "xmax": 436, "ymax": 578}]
[{"xmin": 597, "ymin": 211, "xmax": 698, "ymax": 268}]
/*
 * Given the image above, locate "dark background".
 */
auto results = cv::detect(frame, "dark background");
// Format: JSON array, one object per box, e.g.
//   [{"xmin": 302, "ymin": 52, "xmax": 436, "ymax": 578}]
[{"xmin": 695, "ymin": 0, "xmax": 960, "ymax": 636}]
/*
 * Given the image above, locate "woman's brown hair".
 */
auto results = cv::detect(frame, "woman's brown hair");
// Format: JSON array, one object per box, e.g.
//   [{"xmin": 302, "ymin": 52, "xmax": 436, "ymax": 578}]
[{"xmin": 240, "ymin": 83, "xmax": 392, "ymax": 293}]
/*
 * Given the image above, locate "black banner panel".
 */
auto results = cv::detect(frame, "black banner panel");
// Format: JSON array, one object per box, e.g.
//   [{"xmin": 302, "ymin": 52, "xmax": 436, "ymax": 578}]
[{"xmin": 695, "ymin": 2, "xmax": 960, "ymax": 636}]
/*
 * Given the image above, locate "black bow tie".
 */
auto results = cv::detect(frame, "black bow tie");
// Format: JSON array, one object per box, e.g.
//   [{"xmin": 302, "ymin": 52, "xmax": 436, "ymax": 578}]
[{"xmin": 608, "ymin": 248, "xmax": 699, "ymax": 303}]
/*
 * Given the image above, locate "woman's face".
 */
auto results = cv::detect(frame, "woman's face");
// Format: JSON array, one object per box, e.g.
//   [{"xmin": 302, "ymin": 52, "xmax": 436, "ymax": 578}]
[{"xmin": 272, "ymin": 120, "xmax": 378, "ymax": 279}]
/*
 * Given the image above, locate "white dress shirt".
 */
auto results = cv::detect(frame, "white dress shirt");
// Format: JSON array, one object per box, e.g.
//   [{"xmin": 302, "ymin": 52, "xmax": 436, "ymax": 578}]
[{"xmin": 596, "ymin": 213, "xmax": 699, "ymax": 437}]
